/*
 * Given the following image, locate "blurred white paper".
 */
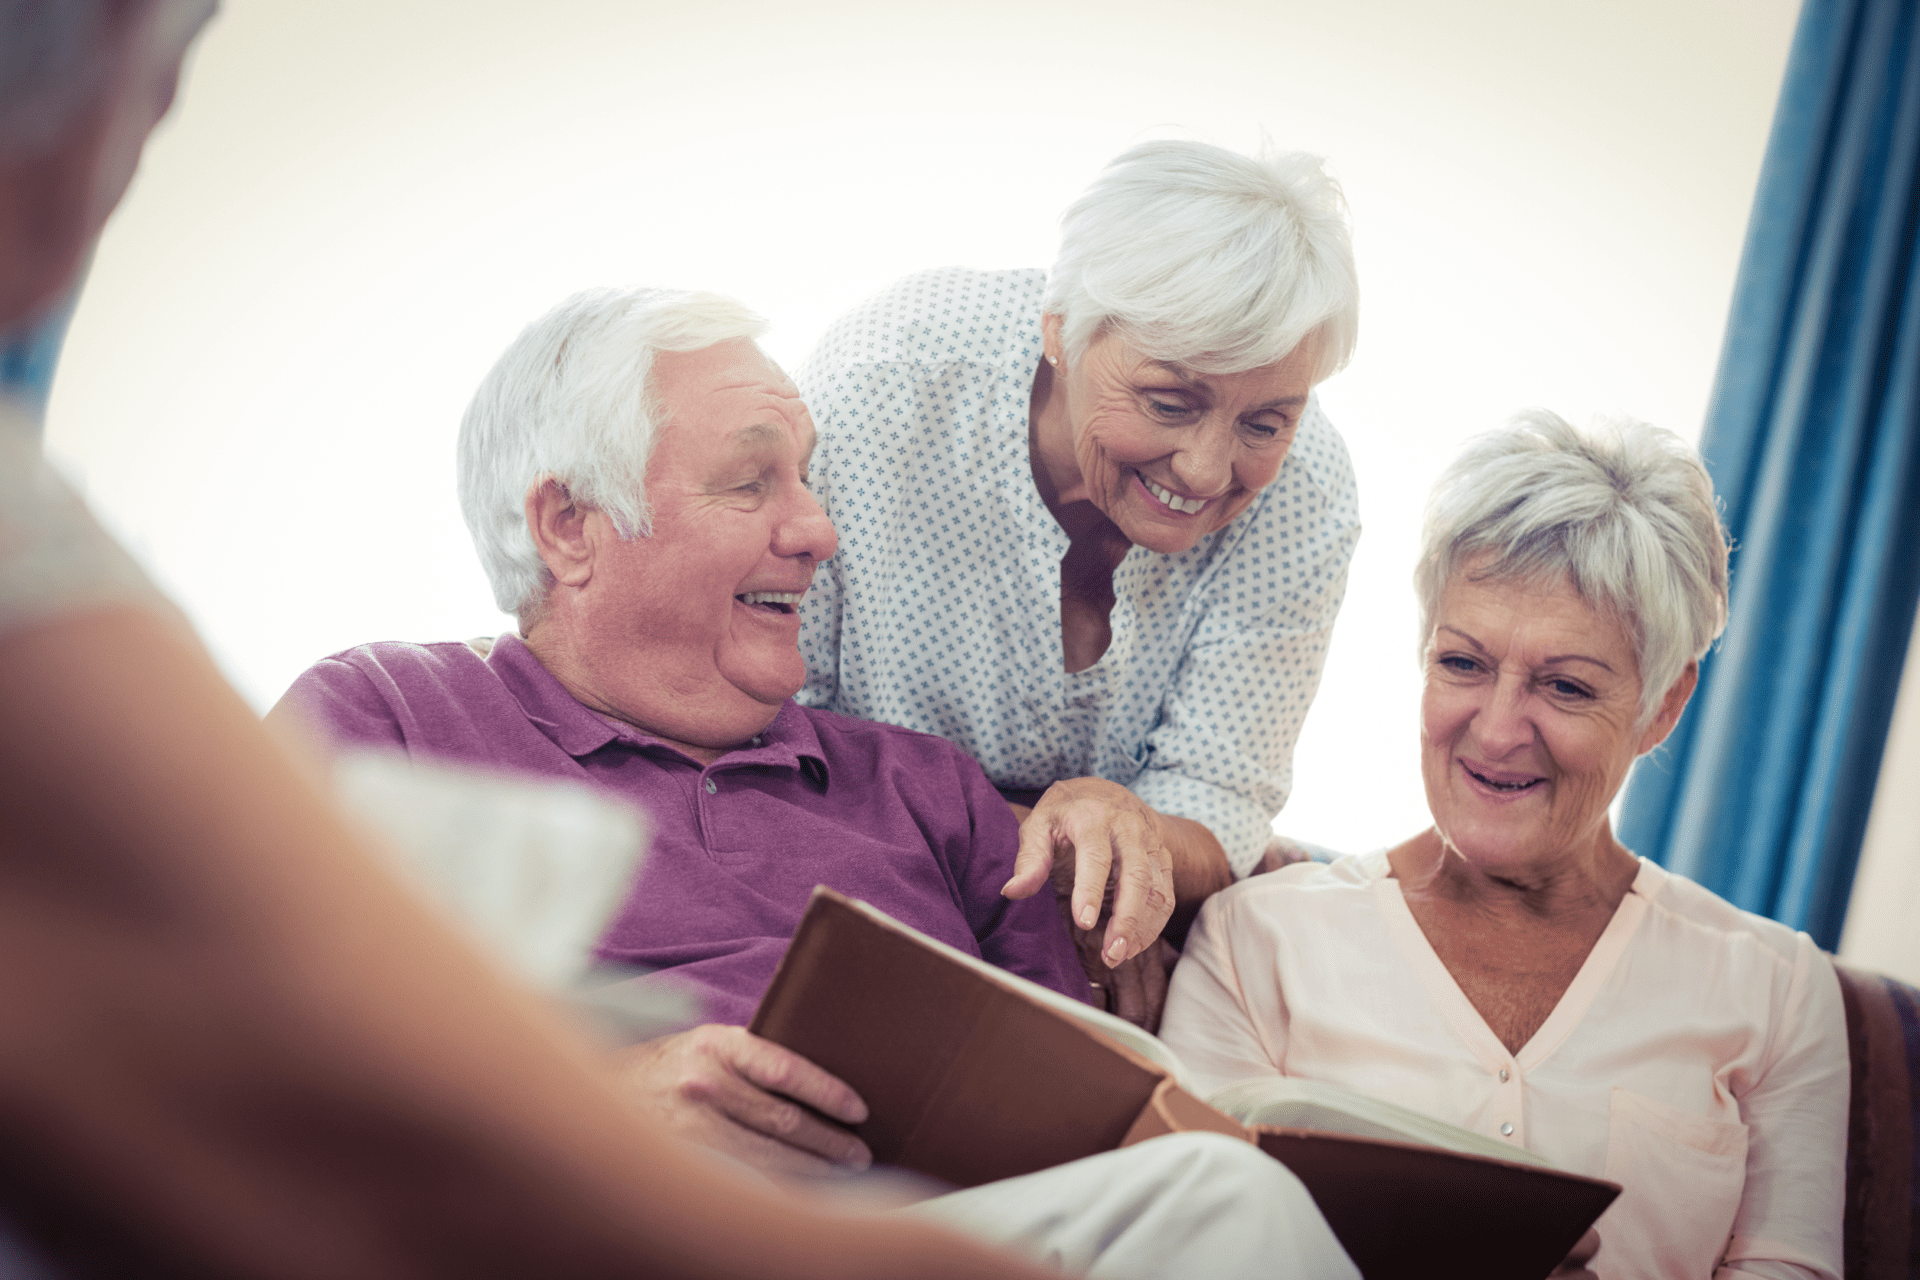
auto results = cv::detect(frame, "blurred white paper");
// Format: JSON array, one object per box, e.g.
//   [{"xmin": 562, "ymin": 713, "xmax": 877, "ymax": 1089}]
[{"xmin": 332, "ymin": 750, "xmax": 648, "ymax": 991}]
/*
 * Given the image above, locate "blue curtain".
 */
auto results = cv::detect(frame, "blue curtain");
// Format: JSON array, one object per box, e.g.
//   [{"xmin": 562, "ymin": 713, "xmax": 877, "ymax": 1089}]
[{"xmin": 1618, "ymin": 0, "xmax": 1920, "ymax": 949}]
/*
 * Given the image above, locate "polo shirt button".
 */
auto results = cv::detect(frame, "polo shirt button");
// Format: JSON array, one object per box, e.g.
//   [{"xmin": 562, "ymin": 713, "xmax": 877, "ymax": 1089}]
[
  {"xmin": 1499, "ymin": 1068, "xmax": 1510, "ymax": 1082},
  {"xmin": 1500, "ymin": 1123, "xmax": 1514, "ymax": 1136},
  {"xmin": 704, "ymin": 779, "xmax": 717, "ymax": 794}
]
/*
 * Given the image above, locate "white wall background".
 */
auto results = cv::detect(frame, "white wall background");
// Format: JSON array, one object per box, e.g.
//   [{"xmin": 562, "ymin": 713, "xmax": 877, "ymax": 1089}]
[
  {"xmin": 1840, "ymin": 596, "xmax": 1920, "ymax": 986},
  {"xmin": 44, "ymin": 0, "xmax": 1800, "ymax": 856}
]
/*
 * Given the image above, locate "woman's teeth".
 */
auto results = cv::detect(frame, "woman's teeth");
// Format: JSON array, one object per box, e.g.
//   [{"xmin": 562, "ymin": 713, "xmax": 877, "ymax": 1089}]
[
  {"xmin": 1143, "ymin": 477, "xmax": 1207, "ymax": 514},
  {"xmin": 737, "ymin": 592, "xmax": 802, "ymax": 612},
  {"xmin": 1466, "ymin": 765, "xmax": 1542, "ymax": 793}
]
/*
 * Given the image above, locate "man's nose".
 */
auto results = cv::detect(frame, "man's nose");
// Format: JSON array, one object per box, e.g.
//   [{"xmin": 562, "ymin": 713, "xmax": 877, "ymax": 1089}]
[{"xmin": 776, "ymin": 486, "xmax": 838, "ymax": 563}]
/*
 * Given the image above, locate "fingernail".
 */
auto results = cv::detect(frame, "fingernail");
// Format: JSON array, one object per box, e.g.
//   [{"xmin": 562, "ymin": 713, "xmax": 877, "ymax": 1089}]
[
  {"xmin": 1105, "ymin": 938, "xmax": 1128, "ymax": 966},
  {"xmin": 1079, "ymin": 906, "xmax": 1098, "ymax": 929}
]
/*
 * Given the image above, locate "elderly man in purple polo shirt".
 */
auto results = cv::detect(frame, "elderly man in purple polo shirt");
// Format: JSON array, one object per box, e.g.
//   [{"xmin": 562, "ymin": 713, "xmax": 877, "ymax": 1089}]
[{"xmin": 270, "ymin": 287, "xmax": 1357, "ymax": 1280}]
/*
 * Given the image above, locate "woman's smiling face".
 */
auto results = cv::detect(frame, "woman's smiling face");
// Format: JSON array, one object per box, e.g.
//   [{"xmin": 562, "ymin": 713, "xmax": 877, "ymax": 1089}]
[
  {"xmin": 1419, "ymin": 568, "xmax": 1692, "ymax": 875},
  {"xmin": 1041, "ymin": 319, "xmax": 1317, "ymax": 555}
]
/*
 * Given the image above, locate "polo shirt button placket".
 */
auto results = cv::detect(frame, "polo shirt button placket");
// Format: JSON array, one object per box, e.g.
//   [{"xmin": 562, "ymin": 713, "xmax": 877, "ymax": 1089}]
[{"xmin": 1494, "ymin": 1063, "xmax": 1520, "ymax": 1145}]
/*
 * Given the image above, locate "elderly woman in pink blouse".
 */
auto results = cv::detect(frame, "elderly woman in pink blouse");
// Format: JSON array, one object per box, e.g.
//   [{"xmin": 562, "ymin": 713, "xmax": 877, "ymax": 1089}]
[{"xmin": 1159, "ymin": 412, "xmax": 1848, "ymax": 1280}]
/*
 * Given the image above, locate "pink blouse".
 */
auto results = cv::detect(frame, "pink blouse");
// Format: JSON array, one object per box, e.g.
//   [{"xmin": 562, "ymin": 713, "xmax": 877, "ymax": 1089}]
[{"xmin": 1159, "ymin": 853, "xmax": 1846, "ymax": 1280}]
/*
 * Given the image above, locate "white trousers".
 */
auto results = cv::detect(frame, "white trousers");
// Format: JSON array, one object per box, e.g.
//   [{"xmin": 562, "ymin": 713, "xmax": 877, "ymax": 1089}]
[{"xmin": 907, "ymin": 1133, "xmax": 1360, "ymax": 1280}]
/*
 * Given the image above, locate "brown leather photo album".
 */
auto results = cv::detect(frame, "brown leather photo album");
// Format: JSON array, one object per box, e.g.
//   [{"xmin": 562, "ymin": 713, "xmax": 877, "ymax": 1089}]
[{"xmin": 750, "ymin": 887, "xmax": 1620, "ymax": 1280}]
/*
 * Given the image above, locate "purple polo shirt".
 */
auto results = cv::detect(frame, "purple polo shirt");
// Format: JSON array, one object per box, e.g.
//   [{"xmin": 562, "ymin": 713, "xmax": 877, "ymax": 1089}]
[{"xmin": 273, "ymin": 634, "xmax": 1087, "ymax": 1024}]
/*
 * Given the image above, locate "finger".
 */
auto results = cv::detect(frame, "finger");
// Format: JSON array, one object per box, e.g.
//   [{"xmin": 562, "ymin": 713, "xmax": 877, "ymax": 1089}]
[
  {"xmin": 710, "ymin": 1076, "xmax": 873, "ymax": 1170},
  {"xmin": 1108, "ymin": 953, "xmax": 1153, "ymax": 1029},
  {"xmin": 722, "ymin": 1121, "xmax": 874, "ymax": 1180},
  {"xmin": 1069, "ymin": 825, "xmax": 1114, "ymax": 936},
  {"xmin": 1139, "ymin": 940, "xmax": 1171, "ymax": 1035},
  {"xmin": 728, "ymin": 1030, "xmax": 870, "ymax": 1126},
  {"xmin": 1002, "ymin": 809, "xmax": 1057, "ymax": 900},
  {"xmin": 1101, "ymin": 820, "xmax": 1172, "ymax": 965}
]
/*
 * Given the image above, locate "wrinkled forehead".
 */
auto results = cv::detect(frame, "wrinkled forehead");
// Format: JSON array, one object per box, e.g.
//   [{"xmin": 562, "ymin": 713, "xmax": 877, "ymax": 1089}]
[
  {"xmin": 653, "ymin": 340, "xmax": 803, "ymax": 415},
  {"xmin": 650, "ymin": 339, "xmax": 815, "ymax": 457}
]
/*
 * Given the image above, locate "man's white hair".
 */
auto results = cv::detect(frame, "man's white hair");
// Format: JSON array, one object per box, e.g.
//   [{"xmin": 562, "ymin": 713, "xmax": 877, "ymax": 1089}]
[
  {"xmin": 1415, "ymin": 410, "xmax": 1731, "ymax": 725},
  {"xmin": 1041, "ymin": 140, "xmax": 1359, "ymax": 380},
  {"xmin": 458, "ymin": 286, "xmax": 767, "ymax": 619}
]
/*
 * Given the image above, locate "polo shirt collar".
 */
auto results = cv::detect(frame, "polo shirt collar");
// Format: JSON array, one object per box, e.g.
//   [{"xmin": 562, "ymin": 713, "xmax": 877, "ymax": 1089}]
[{"xmin": 485, "ymin": 633, "xmax": 829, "ymax": 785}]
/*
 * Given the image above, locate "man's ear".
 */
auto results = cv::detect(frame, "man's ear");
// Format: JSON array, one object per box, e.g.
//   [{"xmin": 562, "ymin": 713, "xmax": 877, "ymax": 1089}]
[
  {"xmin": 524, "ymin": 480, "xmax": 596, "ymax": 589},
  {"xmin": 1636, "ymin": 660, "xmax": 1699, "ymax": 755}
]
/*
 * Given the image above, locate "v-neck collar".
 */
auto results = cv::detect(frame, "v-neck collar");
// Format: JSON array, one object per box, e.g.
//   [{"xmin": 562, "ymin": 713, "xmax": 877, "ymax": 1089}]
[{"xmin": 1365, "ymin": 851, "xmax": 1664, "ymax": 1075}]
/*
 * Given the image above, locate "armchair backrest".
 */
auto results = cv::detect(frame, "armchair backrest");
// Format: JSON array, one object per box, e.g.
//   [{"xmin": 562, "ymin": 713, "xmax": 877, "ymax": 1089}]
[{"xmin": 1834, "ymin": 962, "xmax": 1920, "ymax": 1279}]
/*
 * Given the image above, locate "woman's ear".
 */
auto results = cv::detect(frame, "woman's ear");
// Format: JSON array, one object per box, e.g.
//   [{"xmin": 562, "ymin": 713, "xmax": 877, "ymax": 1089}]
[
  {"xmin": 1040, "ymin": 313, "xmax": 1065, "ymax": 369},
  {"xmin": 524, "ymin": 480, "xmax": 596, "ymax": 589},
  {"xmin": 1636, "ymin": 661, "xmax": 1699, "ymax": 755}
]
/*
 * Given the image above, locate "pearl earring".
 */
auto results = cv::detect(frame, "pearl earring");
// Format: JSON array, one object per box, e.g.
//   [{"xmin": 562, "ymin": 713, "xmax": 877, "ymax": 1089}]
[{"xmin": 1047, "ymin": 355, "xmax": 1058, "ymax": 366}]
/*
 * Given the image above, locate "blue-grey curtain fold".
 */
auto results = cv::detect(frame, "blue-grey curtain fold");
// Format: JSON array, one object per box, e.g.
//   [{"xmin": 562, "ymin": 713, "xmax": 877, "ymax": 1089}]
[
  {"xmin": 1618, "ymin": 0, "xmax": 1920, "ymax": 949},
  {"xmin": 1620, "ymin": 0, "xmax": 1920, "ymax": 948}
]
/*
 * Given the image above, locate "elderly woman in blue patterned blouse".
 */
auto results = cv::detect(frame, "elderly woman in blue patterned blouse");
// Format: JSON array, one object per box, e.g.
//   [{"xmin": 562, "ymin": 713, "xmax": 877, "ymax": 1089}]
[{"xmin": 794, "ymin": 141, "xmax": 1361, "ymax": 1022}]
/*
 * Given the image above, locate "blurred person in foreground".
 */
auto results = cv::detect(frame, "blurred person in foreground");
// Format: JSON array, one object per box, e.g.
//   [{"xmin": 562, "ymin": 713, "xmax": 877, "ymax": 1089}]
[
  {"xmin": 1159, "ymin": 413, "xmax": 1848, "ymax": 1279},
  {"xmin": 794, "ymin": 142, "xmax": 1362, "ymax": 1022},
  {"xmin": 0, "ymin": 4, "xmax": 1340, "ymax": 1278}
]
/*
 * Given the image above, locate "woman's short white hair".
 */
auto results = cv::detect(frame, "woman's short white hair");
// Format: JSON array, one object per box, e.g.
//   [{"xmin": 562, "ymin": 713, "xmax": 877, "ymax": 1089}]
[
  {"xmin": 1041, "ymin": 140, "xmax": 1359, "ymax": 380},
  {"xmin": 458, "ymin": 286, "xmax": 767, "ymax": 619},
  {"xmin": 1415, "ymin": 410, "xmax": 1731, "ymax": 723}
]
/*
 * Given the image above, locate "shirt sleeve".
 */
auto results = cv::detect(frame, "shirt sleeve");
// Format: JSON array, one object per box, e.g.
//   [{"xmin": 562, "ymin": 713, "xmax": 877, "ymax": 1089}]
[
  {"xmin": 1159, "ymin": 890, "xmax": 1291, "ymax": 1095},
  {"xmin": 1715, "ymin": 939, "xmax": 1847, "ymax": 1280},
  {"xmin": 268, "ymin": 657, "xmax": 409, "ymax": 752},
  {"xmin": 1130, "ymin": 411, "xmax": 1361, "ymax": 876}
]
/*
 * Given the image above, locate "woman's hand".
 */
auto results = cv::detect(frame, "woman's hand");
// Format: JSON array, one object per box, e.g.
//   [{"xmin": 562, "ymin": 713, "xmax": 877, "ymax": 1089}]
[
  {"xmin": 1002, "ymin": 776, "xmax": 1232, "ymax": 995},
  {"xmin": 1003, "ymin": 777, "xmax": 1176, "ymax": 968}
]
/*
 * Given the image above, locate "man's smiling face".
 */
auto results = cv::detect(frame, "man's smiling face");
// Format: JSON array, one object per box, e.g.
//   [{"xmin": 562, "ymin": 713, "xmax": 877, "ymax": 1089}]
[{"xmin": 552, "ymin": 338, "xmax": 836, "ymax": 754}]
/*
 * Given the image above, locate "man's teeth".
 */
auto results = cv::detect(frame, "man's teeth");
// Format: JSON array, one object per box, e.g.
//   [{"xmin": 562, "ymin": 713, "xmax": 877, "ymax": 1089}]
[
  {"xmin": 1144, "ymin": 478, "xmax": 1207, "ymax": 514},
  {"xmin": 738, "ymin": 592, "xmax": 803, "ymax": 607}
]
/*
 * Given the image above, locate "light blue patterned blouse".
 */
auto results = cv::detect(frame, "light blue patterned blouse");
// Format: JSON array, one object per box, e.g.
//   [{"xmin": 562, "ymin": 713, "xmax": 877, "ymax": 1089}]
[{"xmin": 794, "ymin": 268, "xmax": 1360, "ymax": 876}]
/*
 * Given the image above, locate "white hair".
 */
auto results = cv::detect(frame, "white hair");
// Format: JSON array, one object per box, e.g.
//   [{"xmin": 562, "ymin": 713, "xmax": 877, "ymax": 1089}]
[
  {"xmin": 1041, "ymin": 140, "xmax": 1359, "ymax": 380},
  {"xmin": 1415, "ymin": 410, "xmax": 1731, "ymax": 724},
  {"xmin": 457, "ymin": 287, "xmax": 768, "ymax": 619}
]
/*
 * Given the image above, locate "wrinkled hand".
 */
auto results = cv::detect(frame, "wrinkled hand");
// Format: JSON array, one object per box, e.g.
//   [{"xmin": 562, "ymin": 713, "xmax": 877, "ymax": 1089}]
[
  {"xmin": 615, "ymin": 1024, "xmax": 871, "ymax": 1179},
  {"xmin": 1002, "ymin": 776, "xmax": 1175, "ymax": 970},
  {"xmin": 1548, "ymin": 1229, "xmax": 1601, "ymax": 1279}
]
